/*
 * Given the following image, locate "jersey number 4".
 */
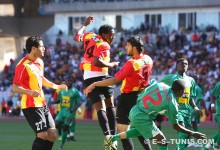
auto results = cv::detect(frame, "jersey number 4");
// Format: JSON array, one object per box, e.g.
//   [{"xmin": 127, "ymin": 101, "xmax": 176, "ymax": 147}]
[{"xmin": 85, "ymin": 41, "xmax": 95, "ymax": 58}]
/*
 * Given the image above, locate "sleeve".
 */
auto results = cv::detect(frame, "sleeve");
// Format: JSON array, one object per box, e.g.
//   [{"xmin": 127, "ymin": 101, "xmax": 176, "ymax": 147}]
[
  {"xmin": 75, "ymin": 34, "xmax": 84, "ymax": 42},
  {"xmin": 166, "ymin": 93, "xmax": 179, "ymax": 124},
  {"xmin": 13, "ymin": 65, "xmax": 28, "ymax": 86},
  {"xmin": 197, "ymin": 86, "xmax": 204, "ymax": 101},
  {"xmin": 190, "ymin": 78, "xmax": 197, "ymax": 99},
  {"xmin": 114, "ymin": 61, "xmax": 134, "ymax": 81},
  {"xmin": 211, "ymin": 82, "xmax": 220, "ymax": 98}
]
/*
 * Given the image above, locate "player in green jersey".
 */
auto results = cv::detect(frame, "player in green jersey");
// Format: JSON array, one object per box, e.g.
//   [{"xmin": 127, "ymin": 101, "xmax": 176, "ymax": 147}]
[
  {"xmin": 203, "ymin": 82, "xmax": 220, "ymax": 150},
  {"xmin": 104, "ymin": 80, "xmax": 206, "ymax": 150},
  {"xmin": 160, "ymin": 58, "xmax": 202, "ymax": 150},
  {"xmin": 51, "ymin": 77, "xmax": 81, "ymax": 150}
]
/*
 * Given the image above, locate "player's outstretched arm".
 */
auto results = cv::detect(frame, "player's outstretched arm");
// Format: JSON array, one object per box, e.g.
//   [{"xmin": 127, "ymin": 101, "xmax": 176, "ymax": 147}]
[
  {"xmin": 173, "ymin": 123, "xmax": 206, "ymax": 139},
  {"xmin": 42, "ymin": 77, "xmax": 68, "ymax": 91}
]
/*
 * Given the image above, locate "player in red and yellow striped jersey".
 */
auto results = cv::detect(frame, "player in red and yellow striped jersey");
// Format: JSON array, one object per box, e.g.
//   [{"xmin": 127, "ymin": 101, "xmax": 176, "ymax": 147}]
[
  {"xmin": 12, "ymin": 36, "xmax": 67, "ymax": 150},
  {"xmin": 85, "ymin": 36, "xmax": 153, "ymax": 150},
  {"xmin": 75, "ymin": 16, "xmax": 119, "ymax": 148}
]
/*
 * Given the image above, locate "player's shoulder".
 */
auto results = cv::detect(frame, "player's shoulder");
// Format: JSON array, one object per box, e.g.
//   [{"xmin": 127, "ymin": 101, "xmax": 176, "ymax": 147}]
[{"xmin": 142, "ymin": 54, "xmax": 153, "ymax": 64}]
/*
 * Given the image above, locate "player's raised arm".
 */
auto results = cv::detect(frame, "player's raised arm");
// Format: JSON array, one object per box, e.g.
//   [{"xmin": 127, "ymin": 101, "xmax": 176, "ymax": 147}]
[{"xmin": 74, "ymin": 16, "xmax": 94, "ymax": 42}]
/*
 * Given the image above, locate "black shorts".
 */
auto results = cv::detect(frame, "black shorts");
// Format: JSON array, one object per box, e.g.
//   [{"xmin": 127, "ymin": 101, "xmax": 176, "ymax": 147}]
[
  {"xmin": 22, "ymin": 107, "xmax": 55, "ymax": 134},
  {"xmin": 84, "ymin": 76, "xmax": 114, "ymax": 104},
  {"xmin": 116, "ymin": 92, "xmax": 139, "ymax": 125}
]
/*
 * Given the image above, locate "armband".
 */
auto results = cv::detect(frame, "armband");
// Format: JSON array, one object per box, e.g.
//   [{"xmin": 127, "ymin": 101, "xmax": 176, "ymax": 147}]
[{"xmin": 211, "ymin": 103, "xmax": 215, "ymax": 108}]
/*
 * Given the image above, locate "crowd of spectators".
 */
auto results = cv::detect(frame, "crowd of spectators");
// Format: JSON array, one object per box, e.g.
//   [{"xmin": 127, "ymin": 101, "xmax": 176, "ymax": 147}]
[{"xmin": 1, "ymin": 24, "xmax": 220, "ymax": 119}]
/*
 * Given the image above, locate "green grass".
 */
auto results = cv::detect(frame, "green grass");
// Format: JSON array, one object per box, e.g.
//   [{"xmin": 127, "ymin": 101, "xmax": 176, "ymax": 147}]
[{"xmin": 0, "ymin": 119, "xmax": 217, "ymax": 150}]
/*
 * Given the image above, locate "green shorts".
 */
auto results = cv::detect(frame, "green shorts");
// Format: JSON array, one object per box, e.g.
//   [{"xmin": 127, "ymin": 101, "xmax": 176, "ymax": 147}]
[
  {"xmin": 129, "ymin": 105, "xmax": 162, "ymax": 139},
  {"xmin": 55, "ymin": 111, "xmax": 76, "ymax": 126},
  {"xmin": 177, "ymin": 111, "xmax": 191, "ymax": 129}
]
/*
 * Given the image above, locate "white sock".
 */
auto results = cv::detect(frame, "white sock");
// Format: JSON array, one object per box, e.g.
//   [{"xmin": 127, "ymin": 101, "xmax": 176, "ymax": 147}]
[{"xmin": 70, "ymin": 132, "xmax": 74, "ymax": 136}]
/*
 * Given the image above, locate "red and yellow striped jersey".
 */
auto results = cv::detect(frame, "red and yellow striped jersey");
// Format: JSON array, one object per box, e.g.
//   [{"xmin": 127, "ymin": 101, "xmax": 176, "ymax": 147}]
[
  {"xmin": 75, "ymin": 32, "xmax": 110, "ymax": 73},
  {"xmin": 13, "ymin": 55, "xmax": 46, "ymax": 109},
  {"xmin": 114, "ymin": 54, "xmax": 153, "ymax": 93}
]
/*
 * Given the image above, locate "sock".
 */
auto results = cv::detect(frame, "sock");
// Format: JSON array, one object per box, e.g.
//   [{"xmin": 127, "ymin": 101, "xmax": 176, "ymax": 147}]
[
  {"xmin": 61, "ymin": 129, "xmax": 68, "ymax": 145},
  {"xmin": 106, "ymin": 107, "xmax": 117, "ymax": 135},
  {"xmin": 126, "ymin": 128, "xmax": 142, "ymax": 138},
  {"xmin": 44, "ymin": 140, "xmax": 54, "ymax": 150},
  {"xmin": 212, "ymin": 132, "xmax": 219, "ymax": 144},
  {"xmin": 138, "ymin": 136, "xmax": 152, "ymax": 150},
  {"xmin": 70, "ymin": 119, "xmax": 76, "ymax": 134},
  {"xmin": 32, "ymin": 137, "xmax": 45, "ymax": 150},
  {"xmin": 112, "ymin": 134, "xmax": 120, "ymax": 142},
  {"xmin": 217, "ymin": 132, "xmax": 220, "ymax": 145},
  {"xmin": 176, "ymin": 131, "xmax": 189, "ymax": 149},
  {"xmin": 58, "ymin": 126, "xmax": 62, "ymax": 137},
  {"xmin": 97, "ymin": 110, "xmax": 111, "ymax": 135},
  {"xmin": 158, "ymin": 145, "xmax": 168, "ymax": 150},
  {"xmin": 70, "ymin": 132, "xmax": 74, "ymax": 136},
  {"xmin": 121, "ymin": 139, "xmax": 134, "ymax": 150}
]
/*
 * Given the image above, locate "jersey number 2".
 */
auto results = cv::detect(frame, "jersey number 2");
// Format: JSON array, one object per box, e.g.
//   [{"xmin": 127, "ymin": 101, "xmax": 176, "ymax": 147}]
[{"xmin": 142, "ymin": 88, "xmax": 162, "ymax": 108}]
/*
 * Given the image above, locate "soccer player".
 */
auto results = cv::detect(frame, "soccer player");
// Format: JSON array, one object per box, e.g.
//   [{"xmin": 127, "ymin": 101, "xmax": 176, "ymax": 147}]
[
  {"xmin": 104, "ymin": 80, "xmax": 206, "ymax": 150},
  {"xmin": 12, "ymin": 36, "xmax": 68, "ymax": 150},
  {"xmin": 74, "ymin": 16, "xmax": 119, "ymax": 148},
  {"xmin": 84, "ymin": 36, "xmax": 153, "ymax": 150},
  {"xmin": 51, "ymin": 77, "xmax": 81, "ymax": 150},
  {"xmin": 203, "ymin": 82, "xmax": 220, "ymax": 150},
  {"xmin": 160, "ymin": 58, "xmax": 202, "ymax": 150}
]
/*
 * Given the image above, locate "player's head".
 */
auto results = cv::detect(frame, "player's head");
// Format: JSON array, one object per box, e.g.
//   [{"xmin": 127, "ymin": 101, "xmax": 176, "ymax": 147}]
[
  {"xmin": 65, "ymin": 77, "xmax": 74, "ymax": 88},
  {"xmin": 98, "ymin": 24, "xmax": 115, "ymax": 44},
  {"xmin": 171, "ymin": 79, "xmax": 186, "ymax": 97},
  {"xmin": 25, "ymin": 36, "xmax": 45, "ymax": 57},
  {"xmin": 126, "ymin": 36, "xmax": 144, "ymax": 55},
  {"xmin": 176, "ymin": 58, "xmax": 188, "ymax": 73}
]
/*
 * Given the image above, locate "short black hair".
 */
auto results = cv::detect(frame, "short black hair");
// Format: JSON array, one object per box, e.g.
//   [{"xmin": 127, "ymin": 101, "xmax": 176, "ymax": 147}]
[
  {"xmin": 127, "ymin": 36, "xmax": 144, "ymax": 53},
  {"xmin": 25, "ymin": 36, "xmax": 42, "ymax": 54},
  {"xmin": 171, "ymin": 79, "xmax": 186, "ymax": 93},
  {"xmin": 98, "ymin": 24, "xmax": 114, "ymax": 35},
  {"xmin": 176, "ymin": 58, "xmax": 187, "ymax": 65}
]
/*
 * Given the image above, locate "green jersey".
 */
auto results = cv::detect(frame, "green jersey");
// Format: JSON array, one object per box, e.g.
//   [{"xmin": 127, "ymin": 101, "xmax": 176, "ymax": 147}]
[
  {"xmin": 160, "ymin": 73, "xmax": 196, "ymax": 115},
  {"xmin": 211, "ymin": 82, "xmax": 220, "ymax": 115},
  {"xmin": 58, "ymin": 87, "xmax": 81, "ymax": 112},
  {"xmin": 137, "ymin": 82, "xmax": 179, "ymax": 124}
]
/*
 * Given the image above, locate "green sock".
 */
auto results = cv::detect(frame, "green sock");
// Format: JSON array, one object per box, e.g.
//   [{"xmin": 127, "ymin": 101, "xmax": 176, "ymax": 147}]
[
  {"xmin": 216, "ymin": 132, "xmax": 220, "ymax": 145},
  {"xmin": 158, "ymin": 145, "xmax": 168, "ymax": 150},
  {"xmin": 61, "ymin": 130, "xmax": 68, "ymax": 145},
  {"xmin": 126, "ymin": 128, "xmax": 142, "ymax": 138},
  {"xmin": 212, "ymin": 132, "xmax": 219, "ymax": 144},
  {"xmin": 70, "ymin": 120, "xmax": 76, "ymax": 133},
  {"xmin": 112, "ymin": 134, "xmax": 120, "ymax": 142}
]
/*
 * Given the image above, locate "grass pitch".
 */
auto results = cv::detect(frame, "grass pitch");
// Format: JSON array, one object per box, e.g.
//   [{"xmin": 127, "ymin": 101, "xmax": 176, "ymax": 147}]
[{"xmin": 0, "ymin": 117, "xmax": 217, "ymax": 150}]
